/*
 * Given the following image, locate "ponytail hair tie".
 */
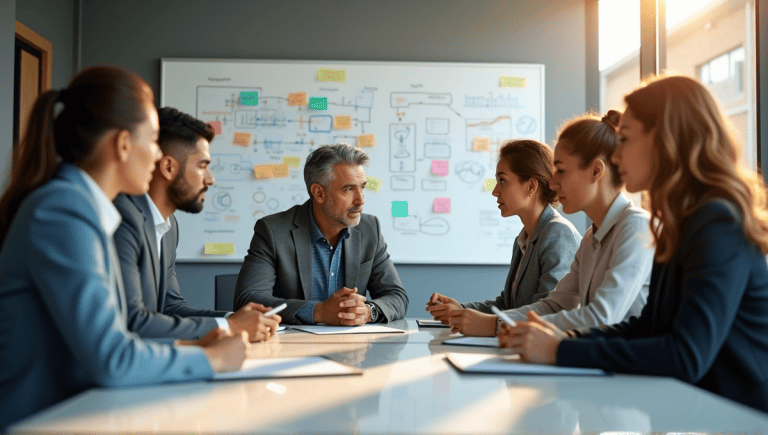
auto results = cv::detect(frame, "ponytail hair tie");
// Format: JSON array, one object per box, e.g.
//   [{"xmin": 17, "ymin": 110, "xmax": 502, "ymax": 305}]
[{"xmin": 601, "ymin": 109, "xmax": 621, "ymax": 130}]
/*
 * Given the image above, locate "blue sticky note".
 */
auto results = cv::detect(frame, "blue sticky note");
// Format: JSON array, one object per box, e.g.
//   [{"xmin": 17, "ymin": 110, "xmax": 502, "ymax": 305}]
[
  {"xmin": 240, "ymin": 92, "xmax": 258, "ymax": 106},
  {"xmin": 392, "ymin": 201, "xmax": 408, "ymax": 217},
  {"xmin": 309, "ymin": 97, "xmax": 328, "ymax": 110}
]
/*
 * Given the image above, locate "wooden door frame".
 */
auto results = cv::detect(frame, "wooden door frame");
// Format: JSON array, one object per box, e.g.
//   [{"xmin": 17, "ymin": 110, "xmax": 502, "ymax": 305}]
[{"xmin": 15, "ymin": 21, "xmax": 52, "ymax": 91}]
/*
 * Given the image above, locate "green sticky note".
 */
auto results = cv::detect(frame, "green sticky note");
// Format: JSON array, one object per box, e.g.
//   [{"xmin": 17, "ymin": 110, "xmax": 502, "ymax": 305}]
[
  {"xmin": 392, "ymin": 201, "xmax": 408, "ymax": 217},
  {"xmin": 240, "ymin": 92, "xmax": 258, "ymax": 105},
  {"xmin": 309, "ymin": 97, "xmax": 327, "ymax": 110},
  {"xmin": 204, "ymin": 243, "xmax": 235, "ymax": 255},
  {"xmin": 500, "ymin": 76, "xmax": 526, "ymax": 88}
]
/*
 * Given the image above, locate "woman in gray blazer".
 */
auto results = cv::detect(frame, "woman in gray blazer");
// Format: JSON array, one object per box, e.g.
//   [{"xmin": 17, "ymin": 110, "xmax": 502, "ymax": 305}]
[{"xmin": 426, "ymin": 140, "xmax": 581, "ymax": 335}]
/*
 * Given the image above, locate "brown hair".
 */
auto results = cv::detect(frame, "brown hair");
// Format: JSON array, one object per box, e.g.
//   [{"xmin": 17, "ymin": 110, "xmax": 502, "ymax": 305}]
[
  {"xmin": 556, "ymin": 110, "xmax": 623, "ymax": 187},
  {"xmin": 0, "ymin": 65, "xmax": 154, "ymax": 246},
  {"xmin": 624, "ymin": 73, "xmax": 768, "ymax": 262},
  {"xmin": 498, "ymin": 139, "xmax": 558, "ymax": 204}
]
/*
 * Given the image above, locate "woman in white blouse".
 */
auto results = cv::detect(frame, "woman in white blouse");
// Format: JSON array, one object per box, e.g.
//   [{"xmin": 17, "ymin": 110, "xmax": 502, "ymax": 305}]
[{"xmin": 449, "ymin": 110, "xmax": 654, "ymax": 335}]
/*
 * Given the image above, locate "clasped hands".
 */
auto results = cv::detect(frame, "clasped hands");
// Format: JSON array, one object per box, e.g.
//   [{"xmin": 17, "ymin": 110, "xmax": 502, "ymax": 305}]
[{"xmin": 314, "ymin": 287, "xmax": 371, "ymax": 326}]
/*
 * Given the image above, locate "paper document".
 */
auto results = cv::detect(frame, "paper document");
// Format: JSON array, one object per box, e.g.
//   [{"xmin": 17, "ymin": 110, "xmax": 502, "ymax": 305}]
[
  {"xmin": 276, "ymin": 326, "xmax": 286, "ymax": 332},
  {"xmin": 417, "ymin": 319, "xmax": 449, "ymax": 328},
  {"xmin": 443, "ymin": 336, "xmax": 499, "ymax": 347},
  {"xmin": 287, "ymin": 325, "xmax": 405, "ymax": 335},
  {"xmin": 446, "ymin": 353, "xmax": 608, "ymax": 376},
  {"xmin": 212, "ymin": 356, "xmax": 362, "ymax": 381}
]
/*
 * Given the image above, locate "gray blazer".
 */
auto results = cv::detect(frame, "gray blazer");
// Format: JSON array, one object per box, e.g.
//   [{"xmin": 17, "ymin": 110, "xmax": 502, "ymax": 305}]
[
  {"xmin": 114, "ymin": 194, "xmax": 228, "ymax": 340},
  {"xmin": 234, "ymin": 200, "xmax": 409, "ymax": 323},
  {"xmin": 462, "ymin": 205, "xmax": 581, "ymax": 313}
]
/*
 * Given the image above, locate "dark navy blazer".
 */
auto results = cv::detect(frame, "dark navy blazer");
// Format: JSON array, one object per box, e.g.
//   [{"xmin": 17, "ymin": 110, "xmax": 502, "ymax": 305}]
[{"xmin": 559, "ymin": 199, "xmax": 768, "ymax": 413}]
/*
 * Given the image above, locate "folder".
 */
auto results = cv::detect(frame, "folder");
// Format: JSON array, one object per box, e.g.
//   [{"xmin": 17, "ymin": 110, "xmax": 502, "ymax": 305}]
[
  {"xmin": 446, "ymin": 353, "xmax": 608, "ymax": 376},
  {"xmin": 212, "ymin": 356, "xmax": 362, "ymax": 381}
]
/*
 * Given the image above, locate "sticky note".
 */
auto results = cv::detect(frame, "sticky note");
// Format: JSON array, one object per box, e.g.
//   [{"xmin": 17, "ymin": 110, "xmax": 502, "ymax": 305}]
[
  {"xmin": 392, "ymin": 201, "xmax": 408, "ymax": 217},
  {"xmin": 434, "ymin": 198, "xmax": 451, "ymax": 213},
  {"xmin": 357, "ymin": 134, "xmax": 375, "ymax": 148},
  {"xmin": 365, "ymin": 176, "xmax": 382, "ymax": 191},
  {"xmin": 204, "ymin": 243, "xmax": 234, "ymax": 255},
  {"xmin": 284, "ymin": 156, "xmax": 301, "ymax": 167},
  {"xmin": 253, "ymin": 165, "xmax": 273, "ymax": 179},
  {"xmin": 271, "ymin": 164, "xmax": 289, "ymax": 178},
  {"xmin": 500, "ymin": 76, "xmax": 526, "ymax": 88},
  {"xmin": 288, "ymin": 92, "xmax": 307, "ymax": 106},
  {"xmin": 431, "ymin": 160, "xmax": 449, "ymax": 176},
  {"xmin": 334, "ymin": 116, "xmax": 352, "ymax": 130},
  {"xmin": 233, "ymin": 132, "xmax": 251, "ymax": 147},
  {"xmin": 240, "ymin": 91, "xmax": 259, "ymax": 105},
  {"xmin": 318, "ymin": 68, "xmax": 346, "ymax": 82},
  {"xmin": 209, "ymin": 121, "xmax": 221, "ymax": 135},
  {"xmin": 473, "ymin": 137, "xmax": 491, "ymax": 152},
  {"xmin": 484, "ymin": 179, "xmax": 497, "ymax": 191},
  {"xmin": 309, "ymin": 97, "xmax": 327, "ymax": 110}
]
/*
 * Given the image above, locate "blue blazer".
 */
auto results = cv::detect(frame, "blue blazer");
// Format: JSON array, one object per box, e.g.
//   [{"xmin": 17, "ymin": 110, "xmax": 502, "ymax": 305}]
[
  {"xmin": 0, "ymin": 164, "xmax": 212, "ymax": 431},
  {"xmin": 114, "ymin": 194, "xmax": 228, "ymax": 340},
  {"xmin": 558, "ymin": 199, "xmax": 768, "ymax": 413}
]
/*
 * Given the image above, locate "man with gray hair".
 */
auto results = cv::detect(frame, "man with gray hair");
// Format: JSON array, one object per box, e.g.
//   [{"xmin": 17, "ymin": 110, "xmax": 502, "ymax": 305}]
[{"xmin": 234, "ymin": 143, "xmax": 408, "ymax": 325}]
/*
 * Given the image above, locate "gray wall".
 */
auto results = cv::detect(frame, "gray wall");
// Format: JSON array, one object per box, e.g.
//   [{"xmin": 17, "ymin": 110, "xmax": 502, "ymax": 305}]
[
  {"xmin": 80, "ymin": 0, "xmax": 590, "ymax": 316},
  {"xmin": 0, "ymin": 0, "xmax": 16, "ymax": 192},
  {"xmin": 16, "ymin": 0, "xmax": 76, "ymax": 89}
]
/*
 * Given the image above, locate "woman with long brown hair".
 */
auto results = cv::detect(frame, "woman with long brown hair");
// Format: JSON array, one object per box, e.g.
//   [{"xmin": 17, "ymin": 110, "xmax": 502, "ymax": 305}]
[
  {"xmin": 499, "ymin": 74, "xmax": 768, "ymax": 413},
  {"xmin": 0, "ymin": 66, "xmax": 249, "ymax": 431}
]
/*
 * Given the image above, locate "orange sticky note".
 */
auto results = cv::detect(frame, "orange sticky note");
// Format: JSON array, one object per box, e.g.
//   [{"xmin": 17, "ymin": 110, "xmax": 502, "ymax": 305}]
[
  {"xmin": 288, "ymin": 92, "xmax": 307, "ymax": 106},
  {"xmin": 233, "ymin": 132, "xmax": 251, "ymax": 147},
  {"xmin": 431, "ymin": 160, "xmax": 449, "ymax": 176},
  {"xmin": 209, "ymin": 121, "xmax": 222, "ymax": 135},
  {"xmin": 334, "ymin": 116, "xmax": 352, "ymax": 130},
  {"xmin": 253, "ymin": 165, "xmax": 273, "ymax": 179},
  {"xmin": 434, "ymin": 198, "xmax": 451, "ymax": 213},
  {"xmin": 271, "ymin": 164, "xmax": 289, "ymax": 178},
  {"xmin": 357, "ymin": 134, "xmax": 375, "ymax": 148},
  {"xmin": 283, "ymin": 156, "xmax": 301, "ymax": 168},
  {"xmin": 473, "ymin": 137, "xmax": 491, "ymax": 151},
  {"xmin": 484, "ymin": 179, "xmax": 497, "ymax": 191}
]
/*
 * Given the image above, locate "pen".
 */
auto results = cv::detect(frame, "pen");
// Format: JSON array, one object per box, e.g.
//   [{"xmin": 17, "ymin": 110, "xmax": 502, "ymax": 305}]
[
  {"xmin": 264, "ymin": 302, "xmax": 287, "ymax": 317},
  {"xmin": 491, "ymin": 306, "xmax": 517, "ymax": 327}
]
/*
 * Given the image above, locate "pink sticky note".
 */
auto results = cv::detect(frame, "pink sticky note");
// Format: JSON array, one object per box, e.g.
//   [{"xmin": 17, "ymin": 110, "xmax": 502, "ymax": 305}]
[
  {"xmin": 432, "ymin": 160, "xmax": 449, "ymax": 176},
  {"xmin": 209, "ymin": 121, "xmax": 222, "ymax": 135},
  {"xmin": 434, "ymin": 198, "xmax": 451, "ymax": 213}
]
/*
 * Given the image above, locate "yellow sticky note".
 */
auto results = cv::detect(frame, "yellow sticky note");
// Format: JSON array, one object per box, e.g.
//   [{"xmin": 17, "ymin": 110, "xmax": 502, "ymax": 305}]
[
  {"xmin": 500, "ymin": 76, "xmax": 526, "ymax": 87},
  {"xmin": 271, "ymin": 164, "xmax": 289, "ymax": 178},
  {"xmin": 284, "ymin": 156, "xmax": 301, "ymax": 168},
  {"xmin": 334, "ymin": 116, "xmax": 352, "ymax": 130},
  {"xmin": 484, "ymin": 179, "xmax": 497, "ymax": 191},
  {"xmin": 254, "ymin": 165, "xmax": 273, "ymax": 179},
  {"xmin": 288, "ymin": 92, "xmax": 307, "ymax": 106},
  {"xmin": 357, "ymin": 134, "xmax": 375, "ymax": 148},
  {"xmin": 318, "ymin": 68, "xmax": 346, "ymax": 82},
  {"xmin": 473, "ymin": 137, "xmax": 491, "ymax": 152},
  {"xmin": 365, "ymin": 176, "xmax": 382, "ymax": 191},
  {"xmin": 233, "ymin": 132, "xmax": 251, "ymax": 147},
  {"xmin": 204, "ymin": 243, "xmax": 234, "ymax": 255}
]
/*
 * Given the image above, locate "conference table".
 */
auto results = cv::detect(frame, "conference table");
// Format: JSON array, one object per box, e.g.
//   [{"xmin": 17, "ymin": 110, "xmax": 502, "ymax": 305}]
[{"xmin": 9, "ymin": 319, "xmax": 768, "ymax": 434}]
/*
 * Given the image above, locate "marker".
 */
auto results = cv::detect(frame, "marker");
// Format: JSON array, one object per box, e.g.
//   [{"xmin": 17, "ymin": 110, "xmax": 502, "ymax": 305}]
[
  {"xmin": 264, "ymin": 303, "xmax": 287, "ymax": 317},
  {"xmin": 491, "ymin": 306, "xmax": 517, "ymax": 327}
]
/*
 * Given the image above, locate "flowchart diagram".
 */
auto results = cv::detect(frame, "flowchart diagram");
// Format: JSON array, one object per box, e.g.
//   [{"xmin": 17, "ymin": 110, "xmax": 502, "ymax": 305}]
[{"xmin": 162, "ymin": 59, "xmax": 544, "ymax": 263}]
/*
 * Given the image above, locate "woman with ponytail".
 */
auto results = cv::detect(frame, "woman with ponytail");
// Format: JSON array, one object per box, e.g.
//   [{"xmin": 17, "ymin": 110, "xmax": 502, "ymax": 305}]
[
  {"xmin": 0, "ymin": 66, "xmax": 249, "ymax": 431},
  {"xmin": 500, "ymin": 74, "xmax": 768, "ymax": 414}
]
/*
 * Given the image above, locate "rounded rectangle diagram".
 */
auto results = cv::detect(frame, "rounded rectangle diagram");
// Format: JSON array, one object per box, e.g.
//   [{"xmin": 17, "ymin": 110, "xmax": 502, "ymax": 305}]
[
  {"xmin": 426, "ymin": 118, "xmax": 450, "ymax": 135},
  {"xmin": 422, "ymin": 180, "xmax": 447, "ymax": 191},
  {"xmin": 424, "ymin": 143, "xmax": 451, "ymax": 159},
  {"xmin": 308, "ymin": 115, "xmax": 333, "ymax": 133},
  {"xmin": 390, "ymin": 175, "xmax": 415, "ymax": 191}
]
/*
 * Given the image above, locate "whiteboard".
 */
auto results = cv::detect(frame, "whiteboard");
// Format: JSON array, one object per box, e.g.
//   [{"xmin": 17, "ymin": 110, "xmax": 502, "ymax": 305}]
[{"xmin": 161, "ymin": 58, "xmax": 544, "ymax": 264}]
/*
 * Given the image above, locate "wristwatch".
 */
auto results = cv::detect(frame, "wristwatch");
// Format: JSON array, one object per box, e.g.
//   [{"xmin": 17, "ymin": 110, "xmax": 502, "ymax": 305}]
[{"xmin": 366, "ymin": 302, "xmax": 380, "ymax": 323}]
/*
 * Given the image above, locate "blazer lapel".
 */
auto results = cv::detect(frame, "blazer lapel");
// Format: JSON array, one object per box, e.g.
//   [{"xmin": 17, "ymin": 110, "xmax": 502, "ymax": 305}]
[
  {"xmin": 132, "ymin": 195, "xmax": 161, "ymax": 290},
  {"xmin": 344, "ymin": 227, "xmax": 361, "ymax": 290},
  {"xmin": 292, "ymin": 202, "xmax": 313, "ymax": 300},
  {"xmin": 512, "ymin": 205, "xmax": 555, "ymax": 304}
]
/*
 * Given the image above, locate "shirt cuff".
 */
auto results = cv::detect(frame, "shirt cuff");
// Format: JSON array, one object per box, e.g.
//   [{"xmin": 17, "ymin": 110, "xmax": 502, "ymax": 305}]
[
  {"xmin": 295, "ymin": 301, "xmax": 318, "ymax": 324},
  {"xmin": 215, "ymin": 317, "xmax": 230, "ymax": 330},
  {"xmin": 224, "ymin": 312, "xmax": 233, "ymax": 318}
]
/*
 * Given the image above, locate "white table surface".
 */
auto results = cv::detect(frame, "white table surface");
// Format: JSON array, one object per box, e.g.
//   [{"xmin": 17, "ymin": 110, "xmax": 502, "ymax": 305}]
[{"xmin": 8, "ymin": 319, "xmax": 768, "ymax": 434}]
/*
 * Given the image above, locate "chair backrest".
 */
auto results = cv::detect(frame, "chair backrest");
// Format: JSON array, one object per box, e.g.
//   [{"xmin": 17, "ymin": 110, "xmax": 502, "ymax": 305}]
[{"xmin": 215, "ymin": 274, "xmax": 239, "ymax": 311}]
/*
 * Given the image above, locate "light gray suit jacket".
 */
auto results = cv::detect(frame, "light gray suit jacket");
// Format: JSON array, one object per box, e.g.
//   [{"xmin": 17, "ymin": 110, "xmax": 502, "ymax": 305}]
[
  {"xmin": 0, "ymin": 164, "xmax": 211, "ymax": 432},
  {"xmin": 114, "ymin": 194, "xmax": 228, "ymax": 340},
  {"xmin": 234, "ymin": 200, "xmax": 409, "ymax": 323},
  {"xmin": 462, "ymin": 205, "xmax": 581, "ymax": 313}
]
